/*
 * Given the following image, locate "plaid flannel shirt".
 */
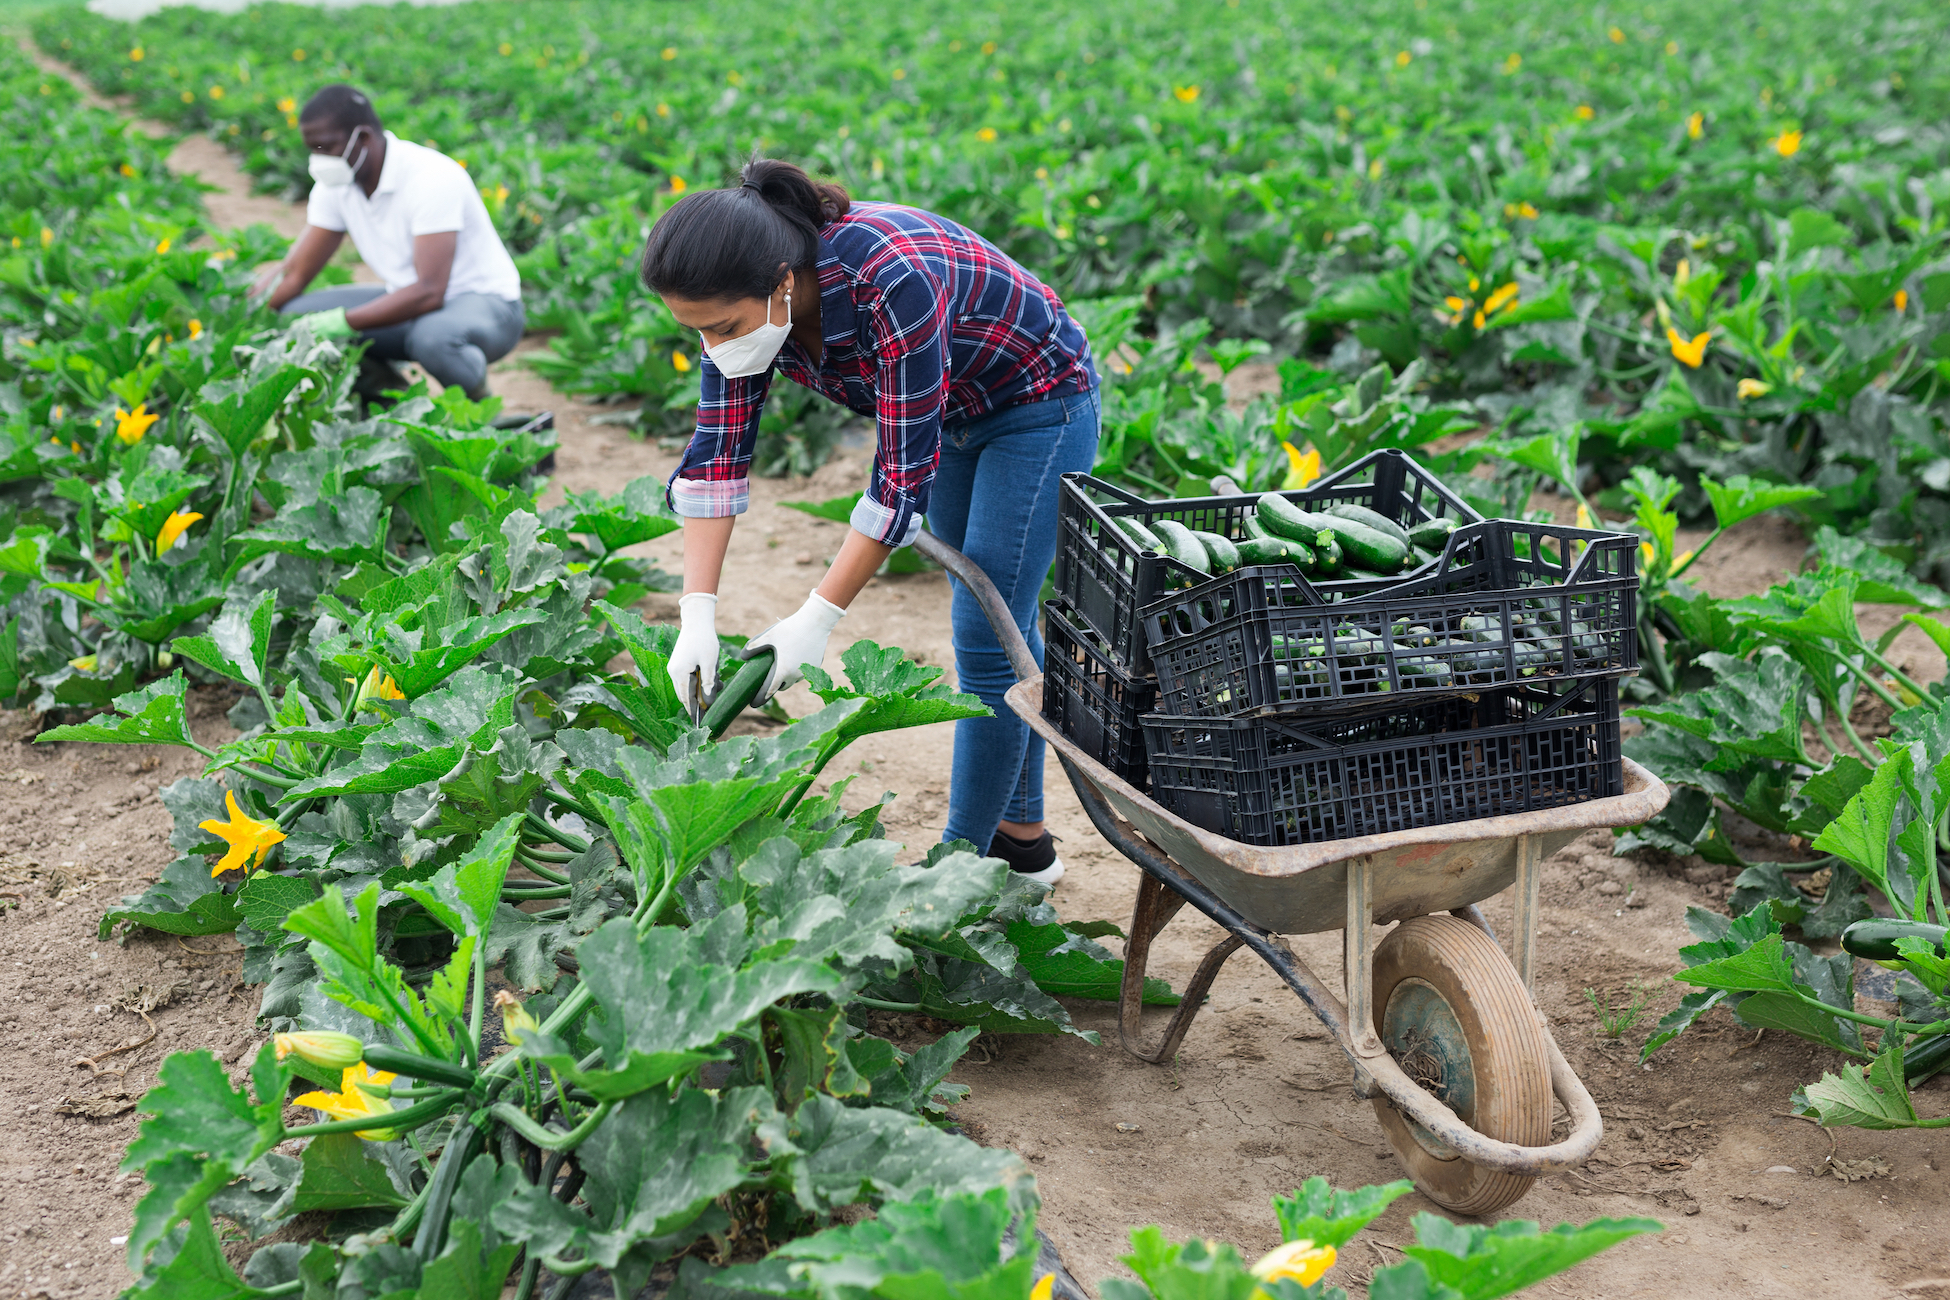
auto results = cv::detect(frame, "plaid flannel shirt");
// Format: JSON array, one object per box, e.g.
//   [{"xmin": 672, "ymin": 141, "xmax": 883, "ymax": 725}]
[{"xmin": 667, "ymin": 202, "xmax": 1097, "ymax": 546}]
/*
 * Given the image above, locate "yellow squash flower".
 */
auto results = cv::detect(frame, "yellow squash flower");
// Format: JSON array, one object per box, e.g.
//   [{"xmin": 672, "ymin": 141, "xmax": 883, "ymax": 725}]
[
  {"xmin": 1029, "ymin": 1277, "xmax": 1055, "ymax": 1300},
  {"xmin": 186, "ymin": 318, "xmax": 202, "ymax": 339},
  {"xmin": 40, "ymin": 226, "xmax": 52, "ymax": 247},
  {"xmin": 1640, "ymin": 540, "xmax": 1656, "ymax": 567},
  {"xmin": 353, "ymin": 665, "xmax": 407, "ymax": 711},
  {"xmin": 1252, "ymin": 1239, "xmax": 1337, "ymax": 1290},
  {"xmin": 1517, "ymin": 201, "xmax": 1539, "ymax": 219},
  {"xmin": 977, "ymin": 126, "xmax": 998, "ymax": 141},
  {"xmin": 1395, "ymin": 50, "xmax": 1411, "ymax": 67},
  {"xmin": 294, "ymin": 1063, "xmax": 399, "ymax": 1139},
  {"xmin": 672, "ymin": 349, "xmax": 691, "ymax": 373},
  {"xmin": 129, "ymin": 46, "xmax": 144, "ymax": 61},
  {"xmin": 1483, "ymin": 281, "xmax": 1520, "ymax": 314},
  {"xmin": 1667, "ymin": 328, "xmax": 1709, "ymax": 368},
  {"xmin": 119, "ymin": 163, "xmax": 137, "ymax": 178},
  {"xmin": 1687, "ymin": 111, "xmax": 1704, "ymax": 139},
  {"xmin": 1472, "ymin": 309, "xmax": 1487, "ymax": 329},
  {"xmin": 661, "ymin": 45, "xmax": 677, "ymax": 60},
  {"xmin": 69, "ymin": 654, "xmax": 98, "ymax": 672},
  {"xmin": 274, "ymin": 1031, "xmax": 365, "ymax": 1070},
  {"xmin": 1894, "ymin": 289, "xmax": 1908, "ymax": 313},
  {"xmin": 155, "ymin": 509, "xmax": 202, "ymax": 553},
  {"xmin": 1737, "ymin": 378, "xmax": 1772, "ymax": 400},
  {"xmin": 1608, "ymin": 25, "xmax": 1625, "ymax": 43},
  {"xmin": 155, "ymin": 238, "xmax": 170, "ymax": 255},
  {"xmin": 1575, "ymin": 503, "xmax": 1593, "ymax": 530},
  {"xmin": 114, "ymin": 403, "xmax": 160, "ymax": 445},
  {"xmin": 1503, "ymin": 53, "xmax": 1522, "ymax": 73},
  {"xmin": 291, "ymin": 49, "xmax": 306, "ymax": 61},
  {"xmin": 199, "ymin": 789, "xmax": 288, "ymax": 877},
  {"xmin": 1174, "ymin": 85, "xmax": 1200, "ymax": 103},
  {"xmin": 669, "ymin": 175, "xmax": 687, "ymax": 193},
  {"xmin": 277, "ymin": 97, "xmax": 296, "ymax": 113},
  {"xmin": 1281, "ymin": 442, "xmax": 1322, "ymax": 490},
  {"xmin": 1771, "ymin": 129, "xmax": 1802, "ymax": 157},
  {"xmin": 1574, "ymin": 104, "xmax": 1595, "ymax": 121}
]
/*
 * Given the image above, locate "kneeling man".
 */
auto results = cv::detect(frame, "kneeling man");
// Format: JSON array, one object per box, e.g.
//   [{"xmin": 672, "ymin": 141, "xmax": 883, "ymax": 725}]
[{"xmin": 258, "ymin": 83, "xmax": 523, "ymax": 400}]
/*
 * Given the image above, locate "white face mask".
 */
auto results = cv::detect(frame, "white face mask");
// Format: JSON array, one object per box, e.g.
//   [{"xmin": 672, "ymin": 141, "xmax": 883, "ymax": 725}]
[
  {"xmin": 308, "ymin": 127, "xmax": 369, "ymax": 189},
  {"xmin": 703, "ymin": 289, "xmax": 791, "ymax": 379}
]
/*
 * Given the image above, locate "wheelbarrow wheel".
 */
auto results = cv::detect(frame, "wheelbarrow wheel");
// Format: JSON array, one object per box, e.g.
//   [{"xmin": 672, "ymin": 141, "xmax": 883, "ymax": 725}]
[{"xmin": 1370, "ymin": 913, "xmax": 1551, "ymax": 1216}]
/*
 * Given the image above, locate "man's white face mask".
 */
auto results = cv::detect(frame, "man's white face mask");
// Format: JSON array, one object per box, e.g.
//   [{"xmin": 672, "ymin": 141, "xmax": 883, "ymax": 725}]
[
  {"xmin": 703, "ymin": 288, "xmax": 791, "ymax": 379},
  {"xmin": 308, "ymin": 126, "xmax": 370, "ymax": 189}
]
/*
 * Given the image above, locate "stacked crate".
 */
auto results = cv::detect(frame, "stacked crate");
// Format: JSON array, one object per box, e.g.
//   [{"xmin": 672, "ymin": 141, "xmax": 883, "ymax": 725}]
[{"xmin": 1044, "ymin": 452, "xmax": 1638, "ymax": 845}]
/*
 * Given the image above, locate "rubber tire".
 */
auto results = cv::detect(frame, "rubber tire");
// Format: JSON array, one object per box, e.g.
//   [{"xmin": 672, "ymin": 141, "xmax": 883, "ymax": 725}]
[{"xmin": 1370, "ymin": 914, "xmax": 1552, "ymax": 1216}]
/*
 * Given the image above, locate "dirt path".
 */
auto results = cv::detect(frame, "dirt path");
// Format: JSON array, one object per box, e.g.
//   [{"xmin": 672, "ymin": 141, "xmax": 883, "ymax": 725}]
[{"xmin": 6, "ymin": 41, "xmax": 1950, "ymax": 1299}]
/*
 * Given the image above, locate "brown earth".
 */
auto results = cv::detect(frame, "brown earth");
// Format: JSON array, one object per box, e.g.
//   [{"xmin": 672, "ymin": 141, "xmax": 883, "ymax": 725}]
[{"xmin": 4, "ymin": 38, "xmax": 1950, "ymax": 1300}]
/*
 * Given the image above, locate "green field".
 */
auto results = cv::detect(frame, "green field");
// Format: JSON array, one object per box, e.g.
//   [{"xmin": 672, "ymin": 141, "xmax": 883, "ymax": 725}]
[{"xmin": 4, "ymin": 1, "xmax": 1950, "ymax": 1294}]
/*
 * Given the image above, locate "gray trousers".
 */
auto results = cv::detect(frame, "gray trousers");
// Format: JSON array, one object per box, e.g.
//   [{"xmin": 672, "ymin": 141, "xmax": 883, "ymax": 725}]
[{"xmin": 280, "ymin": 285, "xmax": 524, "ymax": 398}]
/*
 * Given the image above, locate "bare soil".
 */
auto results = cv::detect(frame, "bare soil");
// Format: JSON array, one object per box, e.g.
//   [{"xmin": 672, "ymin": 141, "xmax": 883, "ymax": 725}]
[{"xmin": 4, "ymin": 48, "xmax": 1949, "ymax": 1299}]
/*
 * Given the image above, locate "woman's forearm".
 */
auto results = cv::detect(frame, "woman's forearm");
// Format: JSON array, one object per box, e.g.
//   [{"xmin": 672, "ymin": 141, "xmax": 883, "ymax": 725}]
[
  {"xmin": 816, "ymin": 529, "xmax": 893, "ymax": 609},
  {"xmin": 682, "ymin": 516, "xmax": 737, "ymax": 594}
]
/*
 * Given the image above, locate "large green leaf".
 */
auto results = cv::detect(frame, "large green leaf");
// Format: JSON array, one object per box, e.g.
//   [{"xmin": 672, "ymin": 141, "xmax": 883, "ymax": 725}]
[
  {"xmin": 800, "ymin": 641, "xmax": 989, "ymax": 758},
  {"xmin": 172, "ymin": 589, "xmax": 277, "ymax": 692},
  {"xmin": 231, "ymin": 485, "xmax": 388, "ymax": 566},
  {"xmin": 763, "ymin": 1094, "xmax": 1035, "ymax": 1216},
  {"xmin": 1811, "ymin": 746, "xmax": 1908, "ymax": 907},
  {"xmin": 1006, "ymin": 918, "xmax": 1179, "ymax": 1005},
  {"xmin": 398, "ymin": 811, "xmax": 523, "ymax": 936},
  {"xmin": 1402, "ymin": 1214, "xmax": 1661, "ymax": 1299},
  {"xmin": 194, "ymin": 369, "xmax": 307, "ymax": 460},
  {"xmin": 122, "ymin": 1045, "xmax": 290, "ymax": 1270},
  {"xmin": 36, "ymin": 671, "xmax": 197, "ymax": 748},
  {"xmin": 490, "ymin": 1085, "xmax": 764, "ymax": 1295},
  {"xmin": 1624, "ymin": 653, "xmax": 1811, "ymax": 769},
  {"xmin": 1272, "ymin": 1177, "xmax": 1416, "ymax": 1250},
  {"xmin": 1814, "ymin": 528, "xmax": 1950, "ymax": 607},
  {"xmin": 98, "ymin": 854, "xmax": 244, "ymax": 940},
  {"xmin": 517, "ymin": 910, "xmax": 840, "ymax": 1100},
  {"xmin": 1800, "ymin": 1046, "xmax": 1929, "ymax": 1129},
  {"xmin": 127, "ymin": 1211, "xmax": 270, "ymax": 1300},
  {"xmin": 547, "ymin": 475, "xmax": 681, "ymax": 552},
  {"xmin": 1672, "ymin": 932, "xmax": 1799, "ymax": 994},
  {"xmin": 288, "ymin": 1133, "xmax": 410, "ymax": 1213},
  {"xmin": 371, "ymin": 606, "xmax": 548, "ymax": 698},
  {"xmin": 1699, "ymin": 474, "xmax": 1824, "ymax": 531},
  {"xmin": 281, "ymin": 665, "xmax": 520, "ymax": 801}
]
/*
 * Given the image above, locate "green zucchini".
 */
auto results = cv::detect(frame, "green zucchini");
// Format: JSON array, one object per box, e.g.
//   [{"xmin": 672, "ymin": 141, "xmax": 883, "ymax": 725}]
[
  {"xmin": 1409, "ymin": 517, "xmax": 1461, "ymax": 549},
  {"xmin": 1908, "ymin": 1033, "xmax": 1950, "ymax": 1084},
  {"xmin": 1240, "ymin": 513, "xmax": 1276, "ymax": 543},
  {"xmin": 1114, "ymin": 516, "xmax": 1166, "ymax": 552},
  {"xmin": 1326, "ymin": 503, "xmax": 1411, "ymax": 546},
  {"xmin": 1190, "ymin": 529, "xmax": 1241, "ymax": 572},
  {"xmin": 1237, "ymin": 536, "xmax": 1315, "ymax": 569},
  {"xmin": 704, "ymin": 651, "xmax": 775, "ymax": 736},
  {"xmin": 1150, "ymin": 519, "xmax": 1210, "ymax": 579},
  {"xmin": 1258, "ymin": 495, "xmax": 1409, "ymax": 572},
  {"xmin": 1840, "ymin": 919, "xmax": 1948, "ymax": 964},
  {"xmin": 363, "ymin": 1045, "xmax": 480, "ymax": 1090}
]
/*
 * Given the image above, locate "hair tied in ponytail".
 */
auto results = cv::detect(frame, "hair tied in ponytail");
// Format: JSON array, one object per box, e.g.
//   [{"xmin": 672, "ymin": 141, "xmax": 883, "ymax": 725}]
[{"xmin": 642, "ymin": 157, "xmax": 852, "ymax": 303}]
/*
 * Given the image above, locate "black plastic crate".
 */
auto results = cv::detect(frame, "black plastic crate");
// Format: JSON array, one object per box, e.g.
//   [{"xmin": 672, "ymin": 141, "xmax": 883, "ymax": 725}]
[
  {"xmin": 1042, "ymin": 600, "xmax": 1156, "ymax": 789},
  {"xmin": 1141, "ymin": 518, "xmax": 1639, "ymax": 718},
  {"xmin": 1053, "ymin": 449, "xmax": 1482, "ymax": 675},
  {"xmin": 1141, "ymin": 677, "xmax": 1622, "ymax": 847}
]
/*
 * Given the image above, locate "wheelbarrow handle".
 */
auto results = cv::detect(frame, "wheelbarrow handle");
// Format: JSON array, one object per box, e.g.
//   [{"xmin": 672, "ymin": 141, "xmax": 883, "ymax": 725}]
[{"xmin": 912, "ymin": 531, "xmax": 1040, "ymax": 684}]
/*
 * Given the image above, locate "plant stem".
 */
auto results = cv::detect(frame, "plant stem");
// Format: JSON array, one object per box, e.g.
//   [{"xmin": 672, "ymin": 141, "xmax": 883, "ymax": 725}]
[
  {"xmin": 1665, "ymin": 527, "xmax": 1723, "ymax": 583},
  {"xmin": 855, "ymin": 997, "xmax": 926, "ymax": 1013},
  {"xmin": 1840, "ymin": 658, "xmax": 1908, "ymax": 713},
  {"xmin": 515, "ymin": 856, "xmax": 572, "ymax": 884},
  {"xmin": 489, "ymin": 1099, "xmax": 614, "ymax": 1151},
  {"xmin": 468, "ymin": 936, "xmax": 487, "ymax": 1068},
  {"xmin": 1837, "ymin": 709, "xmax": 1883, "ymax": 766},
  {"xmin": 1858, "ymin": 643, "xmax": 1931, "ymax": 704},
  {"xmin": 502, "ymin": 884, "xmax": 572, "ymax": 901},
  {"xmin": 524, "ymin": 810, "xmax": 589, "ymax": 852},
  {"xmin": 282, "ymin": 1089, "xmax": 462, "ymax": 1139}
]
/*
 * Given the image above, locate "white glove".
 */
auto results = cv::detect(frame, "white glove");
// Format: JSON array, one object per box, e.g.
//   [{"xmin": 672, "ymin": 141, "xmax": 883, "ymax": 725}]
[
  {"xmin": 668, "ymin": 592, "xmax": 720, "ymax": 717},
  {"xmin": 743, "ymin": 590, "xmax": 846, "ymax": 702}
]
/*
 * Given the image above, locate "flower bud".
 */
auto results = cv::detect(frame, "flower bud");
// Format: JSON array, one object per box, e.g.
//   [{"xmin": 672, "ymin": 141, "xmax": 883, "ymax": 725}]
[
  {"xmin": 274, "ymin": 1031, "xmax": 365, "ymax": 1070},
  {"xmin": 493, "ymin": 989, "xmax": 539, "ymax": 1045},
  {"xmin": 1251, "ymin": 1239, "xmax": 1336, "ymax": 1289}
]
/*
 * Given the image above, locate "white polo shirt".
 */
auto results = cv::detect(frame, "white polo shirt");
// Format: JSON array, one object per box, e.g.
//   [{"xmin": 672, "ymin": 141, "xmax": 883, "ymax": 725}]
[{"xmin": 305, "ymin": 132, "xmax": 521, "ymax": 302}]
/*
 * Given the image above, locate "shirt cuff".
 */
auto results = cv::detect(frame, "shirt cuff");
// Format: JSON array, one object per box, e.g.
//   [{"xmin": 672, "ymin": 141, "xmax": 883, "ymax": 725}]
[
  {"xmin": 667, "ymin": 474, "xmax": 749, "ymax": 519},
  {"xmin": 850, "ymin": 491, "xmax": 923, "ymax": 548}
]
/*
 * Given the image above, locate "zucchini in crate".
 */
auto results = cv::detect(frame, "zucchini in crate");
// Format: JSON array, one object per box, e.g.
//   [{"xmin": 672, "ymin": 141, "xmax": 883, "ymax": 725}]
[
  {"xmin": 1114, "ymin": 515, "xmax": 1167, "ymax": 552},
  {"xmin": 1256, "ymin": 495, "xmax": 1409, "ymax": 572},
  {"xmin": 1149, "ymin": 518, "xmax": 1210, "ymax": 581},
  {"xmin": 1189, "ymin": 529, "xmax": 1241, "ymax": 573}
]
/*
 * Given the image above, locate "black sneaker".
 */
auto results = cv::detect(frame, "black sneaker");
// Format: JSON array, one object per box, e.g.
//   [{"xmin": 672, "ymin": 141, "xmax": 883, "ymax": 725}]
[{"xmin": 985, "ymin": 829, "xmax": 1064, "ymax": 886}]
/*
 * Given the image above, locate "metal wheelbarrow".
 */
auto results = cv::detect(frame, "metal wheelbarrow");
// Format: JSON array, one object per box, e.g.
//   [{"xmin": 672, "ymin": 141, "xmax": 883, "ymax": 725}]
[{"xmin": 912, "ymin": 529, "xmax": 1671, "ymax": 1216}]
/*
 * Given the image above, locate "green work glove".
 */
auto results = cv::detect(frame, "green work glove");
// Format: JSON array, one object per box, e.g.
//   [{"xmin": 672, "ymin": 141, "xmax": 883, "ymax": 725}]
[{"xmin": 297, "ymin": 306, "xmax": 354, "ymax": 339}]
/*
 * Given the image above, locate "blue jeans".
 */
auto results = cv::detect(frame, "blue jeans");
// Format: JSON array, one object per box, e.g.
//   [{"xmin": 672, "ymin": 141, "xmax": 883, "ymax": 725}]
[{"xmin": 929, "ymin": 388, "xmax": 1100, "ymax": 849}]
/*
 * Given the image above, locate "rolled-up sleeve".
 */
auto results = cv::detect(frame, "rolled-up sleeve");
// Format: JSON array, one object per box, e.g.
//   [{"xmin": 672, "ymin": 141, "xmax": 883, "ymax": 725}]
[
  {"xmin": 853, "ymin": 272, "xmax": 949, "ymax": 548},
  {"xmin": 666, "ymin": 353, "xmax": 768, "ymax": 519}
]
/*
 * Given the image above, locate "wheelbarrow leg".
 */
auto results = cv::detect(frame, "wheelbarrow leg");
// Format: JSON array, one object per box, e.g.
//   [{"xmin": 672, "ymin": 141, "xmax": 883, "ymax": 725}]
[{"xmin": 1120, "ymin": 872, "xmax": 1244, "ymax": 1064}]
